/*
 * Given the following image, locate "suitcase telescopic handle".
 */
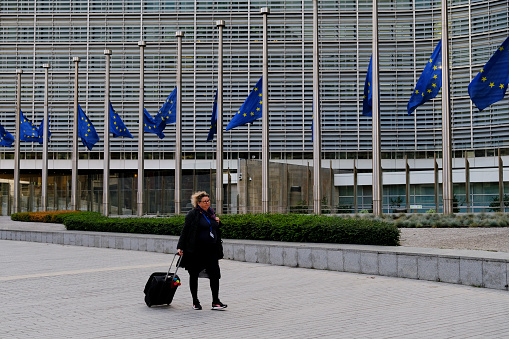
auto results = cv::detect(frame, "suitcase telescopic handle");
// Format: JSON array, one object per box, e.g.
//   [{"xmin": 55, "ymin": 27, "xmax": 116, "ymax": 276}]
[{"xmin": 165, "ymin": 253, "xmax": 181, "ymax": 282}]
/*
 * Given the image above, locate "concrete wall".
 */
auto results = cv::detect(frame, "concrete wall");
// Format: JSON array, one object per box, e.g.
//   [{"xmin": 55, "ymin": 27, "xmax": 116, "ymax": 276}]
[{"xmin": 2, "ymin": 229, "xmax": 509, "ymax": 291}]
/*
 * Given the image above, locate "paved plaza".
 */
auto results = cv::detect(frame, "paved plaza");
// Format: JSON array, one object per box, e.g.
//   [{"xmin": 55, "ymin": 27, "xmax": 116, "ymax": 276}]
[{"xmin": 2, "ymin": 240, "xmax": 509, "ymax": 338}]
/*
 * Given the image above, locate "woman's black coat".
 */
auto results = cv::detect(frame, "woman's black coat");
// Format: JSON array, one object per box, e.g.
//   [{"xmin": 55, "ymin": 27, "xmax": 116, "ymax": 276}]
[{"xmin": 177, "ymin": 208, "xmax": 224, "ymax": 268}]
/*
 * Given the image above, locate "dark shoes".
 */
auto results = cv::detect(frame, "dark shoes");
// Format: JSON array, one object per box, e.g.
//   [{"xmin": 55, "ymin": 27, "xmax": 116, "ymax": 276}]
[
  {"xmin": 193, "ymin": 299, "xmax": 227, "ymax": 310},
  {"xmin": 211, "ymin": 301, "xmax": 228, "ymax": 310},
  {"xmin": 192, "ymin": 300, "xmax": 202, "ymax": 310}
]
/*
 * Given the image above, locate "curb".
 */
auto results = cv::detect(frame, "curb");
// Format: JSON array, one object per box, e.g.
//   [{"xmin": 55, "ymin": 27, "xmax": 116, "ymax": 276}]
[{"xmin": 2, "ymin": 228, "xmax": 509, "ymax": 291}]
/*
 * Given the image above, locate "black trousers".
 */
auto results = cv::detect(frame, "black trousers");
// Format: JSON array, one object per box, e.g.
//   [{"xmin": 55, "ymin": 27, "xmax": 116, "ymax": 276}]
[{"xmin": 186, "ymin": 243, "xmax": 221, "ymax": 303}]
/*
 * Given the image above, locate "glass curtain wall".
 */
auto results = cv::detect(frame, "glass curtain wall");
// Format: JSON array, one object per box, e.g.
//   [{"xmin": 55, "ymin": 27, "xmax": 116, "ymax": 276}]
[{"xmin": 0, "ymin": 0, "xmax": 507, "ymax": 214}]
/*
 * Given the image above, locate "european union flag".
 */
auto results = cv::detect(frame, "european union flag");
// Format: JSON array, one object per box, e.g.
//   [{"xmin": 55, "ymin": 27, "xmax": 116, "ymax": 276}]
[
  {"xmin": 36, "ymin": 118, "xmax": 51, "ymax": 144},
  {"xmin": 0, "ymin": 124, "xmax": 14, "ymax": 147},
  {"xmin": 155, "ymin": 87, "xmax": 177, "ymax": 131},
  {"xmin": 468, "ymin": 35, "xmax": 509, "ymax": 111},
  {"xmin": 20, "ymin": 110, "xmax": 40, "ymax": 142},
  {"xmin": 362, "ymin": 56, "xmax": 373, "ymax": 117},
  {"xmin": 78, "ymin": 104, "xmax": 99, "ymax": 151},
  {"xmin": 225, "ymin": 76, "xmax": 263, "ymax": 131},
  {"xmin": 407, "ymin": 40, "xmax": 442, "ymax": 115},
  {"xmin": 207, "ymin": 90, "xmax": 218, "ymax": 142},
  {"xmin": 19, "ymin": 111, "xmax": 51, "ymax": 144},
  {"xmin": 109, "ymin": 102, "xmax": 133, "ymax": 138},
  {"xmin": 144, "ymin": 108, "xmax": 165, "ymax": 139}
]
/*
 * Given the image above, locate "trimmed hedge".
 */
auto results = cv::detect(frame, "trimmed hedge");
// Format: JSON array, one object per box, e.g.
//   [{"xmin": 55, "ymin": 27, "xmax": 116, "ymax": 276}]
[
  {"xmin": 63, "ymin": 212, "xmax": 185, "ymax": 236},
  {"xmin": 58, "ymin": 212, "xmax": 399, "ymax": 246},
  {"xmin": 11, "ymin": 211, "xmax": 81, "ymax": 223},
  {"xmin": 11, "ymin": 211, "xmax": 509, "ymax": 242},
  {"xmin": 218, "ymin": 214, "xmax": 399, "ymax": 246}
]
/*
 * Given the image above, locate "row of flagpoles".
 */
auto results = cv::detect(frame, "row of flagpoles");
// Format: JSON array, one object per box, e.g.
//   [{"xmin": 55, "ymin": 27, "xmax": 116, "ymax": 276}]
[
  {"xmin": 364, "ymin": 35, "xmax": 509, "ymax": 215},
  {"xmin": 4, "ymin": 14, "xmax": 269, "ymax": 216},
  {"xmin": 2, "ymin": 1, "xmax": 509, "ymax": 216},
  {"xmin": 361, "ymin": 1, "xmax": 508, "ymax": 215}
]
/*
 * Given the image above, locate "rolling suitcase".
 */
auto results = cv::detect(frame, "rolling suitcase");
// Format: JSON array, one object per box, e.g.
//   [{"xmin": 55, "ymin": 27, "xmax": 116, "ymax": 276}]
[{"xmin": 144, "ymin": 253, "xmax": 182, "ymax": 307}]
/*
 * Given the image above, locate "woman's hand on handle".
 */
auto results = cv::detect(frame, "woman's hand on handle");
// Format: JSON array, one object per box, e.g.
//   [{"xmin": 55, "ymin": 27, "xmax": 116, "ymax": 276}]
[{"xmin": 177, "ymin": 249, "xmax": 183, "ymax": 256}]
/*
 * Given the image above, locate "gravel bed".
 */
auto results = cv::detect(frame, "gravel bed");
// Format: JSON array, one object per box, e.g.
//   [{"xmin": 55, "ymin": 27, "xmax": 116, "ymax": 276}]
[{"xmin": 400, "ymin": 227, "xmax": 509, "ymax": 253}]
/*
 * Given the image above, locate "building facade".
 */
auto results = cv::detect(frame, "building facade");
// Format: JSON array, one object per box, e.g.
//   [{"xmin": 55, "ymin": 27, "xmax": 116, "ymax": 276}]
[{"xmin": 0, "ymin": 0, "xmax": 508, "ymax": 215}]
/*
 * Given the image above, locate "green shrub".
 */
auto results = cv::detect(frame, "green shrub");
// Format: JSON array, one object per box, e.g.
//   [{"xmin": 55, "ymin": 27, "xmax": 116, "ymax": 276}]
[
  {"xmin": 20, "ymin": 210, "xmax": 509, "ymax": 245},
  {"xmin": 11, "ymin": 212, "xmax": 31, "ymax": 222},
  {"xmin": 59, "ymin": 212, "xmax": 399, "ymax": 246},
  {"xmin": 63, "ymin": 212, "xmax": 185, "ymax": 236}
]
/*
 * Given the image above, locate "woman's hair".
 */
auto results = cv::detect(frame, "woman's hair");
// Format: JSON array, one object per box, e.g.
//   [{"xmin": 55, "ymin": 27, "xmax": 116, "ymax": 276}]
[{"xmin": 190, "ymin": 191, "xmax": 209, "ymax": 208}]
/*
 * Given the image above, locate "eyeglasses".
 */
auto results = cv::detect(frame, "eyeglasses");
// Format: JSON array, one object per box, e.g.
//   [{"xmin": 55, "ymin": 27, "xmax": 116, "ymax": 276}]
[{"xmin": 200, "ymin": 199, "xmax": 210, "ymax": 203}]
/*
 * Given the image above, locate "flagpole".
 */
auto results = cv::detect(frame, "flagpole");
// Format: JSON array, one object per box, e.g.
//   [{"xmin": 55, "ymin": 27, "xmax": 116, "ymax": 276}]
[
  {"xmin": 312, "ymin": 0, "xmax": 322, "ymax": 215},
  {"xmin": 353, "ymin": 161, "xmax": 358, "ymax": 213},
  {"xmin": 434, "ymin": 152, "xmax": 439, "ymax": 212},
  {"xmin": 42, "ymin": 64, "xmax": 50, "ymax": 211},
  {"xmin": 216, "ymin": 20, "xmax": 225, "ymax": 214},
  {"xmin": 13, "ymin": 69, "xmax": 22, "ymax": 214},
  {"xmin": 441, "ymin": 0, "xmax": 453, "ymax": 215},
  {"xmin": 405, "ymin": 155, "xmax": 410, "ymax": 211},
  {"xmin": 465, "ymin": 151, "xmax": 470, "ymax": 213},
  {"xmin": 103, "ymin": 49, "xmax": 112, "ymax": 216},
  {"xmin": 499, "ymin": 149, "xmax": 504, "ymax": 212},
  {"xmin": 137, "ymin": 41, "xmax": 146, "ymax": 217},
  {"xmin": 372, "ymin": 0, "xmax": 382, "ymax": 216},
  {"xmin": 175, "ymin": 31, "xmax": 184, "ymax": 215},
  {"xmin": 261, "ymin": 7, "xmax": 270, "ymax": 214},
  {"xmin": 71, "ymin": 57, "xmax": 80, "ymax": 211}
]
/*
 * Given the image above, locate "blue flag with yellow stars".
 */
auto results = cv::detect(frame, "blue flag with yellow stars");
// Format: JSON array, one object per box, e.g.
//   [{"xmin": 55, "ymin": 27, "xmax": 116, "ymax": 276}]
[
  {"xmin": 407, "ymin": 40, "xmax": 442, "ymax": 115},
  {"xmin": 155, "ymin": 87, "xmax": 177, "ymax": 131},
  {"xmin": 468, "ymin": 35, "xmax": 509, "ymax": 111},
  {"xmin": 144, "ymin": 108, "xmax": 165, "ymax": 139},
  {"xmin": 0, "ymin": 123, "xmax": 14, "ymax": 147},
  {"xmin": 20, "ymin": 110, "xmax": 41, "ymax": 142},
  {"xmin": 207, "ymin": 90, "xmax": 218, "ymax": 141},
  {"xmin": 109, "ymin": 102, "xmax": 133, "ymax": 138},
  {"xmin": 19, "ymin": 111, "xmax": 51, "ymax": 144},
  {"xmin": 77, "ymin": 104, "xmax": 99, "ymax": 151},
  {"xmin": 36, "ymin": 118, "xmax": 51, "ymax": 144},
  {"xmin": 362, "ymin": 56, "xmax": 373, "ymax": 117},
  {"xmin": 226, "ymin": 76, "xmax": 263, "ymax": 131}
]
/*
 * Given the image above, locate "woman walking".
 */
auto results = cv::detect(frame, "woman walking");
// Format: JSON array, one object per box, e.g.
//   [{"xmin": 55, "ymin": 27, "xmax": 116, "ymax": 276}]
[{"xmin": 177, "ymin": 191, "xmax": 227, "ymax": 310}]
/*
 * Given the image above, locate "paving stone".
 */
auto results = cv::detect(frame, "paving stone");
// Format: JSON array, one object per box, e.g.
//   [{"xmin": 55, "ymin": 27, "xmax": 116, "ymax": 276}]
[{"xmin": 2, "ymin": 240, "xmax": 509, "ymax": 339}]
